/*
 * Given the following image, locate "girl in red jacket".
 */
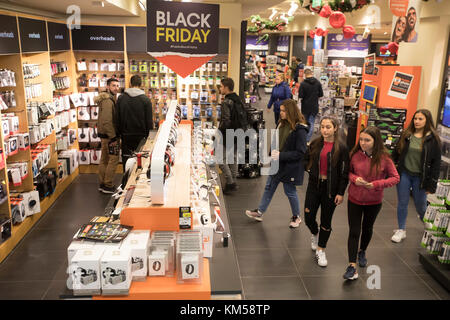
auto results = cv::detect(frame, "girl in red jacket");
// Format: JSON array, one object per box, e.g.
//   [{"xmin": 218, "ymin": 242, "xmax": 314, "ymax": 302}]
[{"xmin": 343, "ymin": 126, "xmax": 400, "ymax": 280}]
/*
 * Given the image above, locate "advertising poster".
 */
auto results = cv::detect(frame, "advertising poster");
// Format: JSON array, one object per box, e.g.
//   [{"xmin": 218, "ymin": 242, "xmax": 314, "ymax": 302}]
[
  {"xmin": 364, "ymin": 53, "xmax": 376, "ymax": 75},
  {"xmin": 326, "ymin": 34, "xmax": 369, "ymax": 58},
  {"xmin": 147, "ymin": 0, "xmax": 220, "ymax": 78},
  {"xmin": 390, "ymin": 0, "xmax": 421, "ymax": 44},
  {"xmin": 246, "ymin": 35, "xmax": 268, "ymax": 50},
  {"xmin": 388, "ymin": 71, "xmax": 414, "ymax": 100}
]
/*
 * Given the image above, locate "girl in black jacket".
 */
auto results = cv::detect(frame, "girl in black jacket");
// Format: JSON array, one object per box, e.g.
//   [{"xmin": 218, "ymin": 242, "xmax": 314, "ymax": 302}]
[
  {"xmin": 245, "ymin": 99, "xmax": 308, "ymax": 228},
  {"xmin": 304, "ymin": 117, "xmax": 349, "ymax": 267},
  {"xmin": 391, "ymin": 109, "xmax": 442, "ymax": 243}
]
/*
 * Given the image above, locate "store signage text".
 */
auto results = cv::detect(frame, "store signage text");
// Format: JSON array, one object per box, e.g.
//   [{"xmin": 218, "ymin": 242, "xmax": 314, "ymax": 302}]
[
  {"xmin": 0, "ymin": 32, "xmax": 14, "ymax": 38},
  {"xmin": 0, "ymin": 15, "xmax": 20, "ymax": 54},
  {"xmin": 28, "ymin": 33, "xmax": 41, "ymax": 39}
]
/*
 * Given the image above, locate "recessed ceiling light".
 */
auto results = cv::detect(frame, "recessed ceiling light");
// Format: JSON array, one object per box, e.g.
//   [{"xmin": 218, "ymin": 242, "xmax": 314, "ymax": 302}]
[{"xmin": 384, "ymin": 32, "xmax": 388, "ymax": 35}]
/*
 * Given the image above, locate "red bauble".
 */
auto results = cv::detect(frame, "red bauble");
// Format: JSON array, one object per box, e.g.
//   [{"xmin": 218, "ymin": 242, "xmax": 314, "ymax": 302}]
[
  {"xmin": 315, "ymin": 28, "xmax": 325, "ymax": 37},
  {"xmin": 380, "ymin": 46, "xmax": 388, "ymax": 55},
  {"xmin": 342, "ymin": 25, "xmax": 356, "ymax": 39},
  {"xmin": 329, "ymin": 11, "xmax": 346, "ymax": 29},
  {"xmin": 309, "ymin": 30, "xmax": 316, "ymax": 39},
  {"xmin": 387, "ymin": 42, "xmax": 399, "ymax": 55},
  {"xmin": 319, "ymin": 5, "xmax": 332, "ymax": 18}
]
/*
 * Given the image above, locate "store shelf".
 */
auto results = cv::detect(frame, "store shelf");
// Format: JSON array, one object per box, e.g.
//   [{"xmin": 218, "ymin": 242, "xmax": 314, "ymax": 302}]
[
  {"xmin": 0, "ymin": 167, "xmax": 79, "ymax": 263},
  {"xmin": 418, "ymin": 248, "xmax": 450, "ymax": 291}
]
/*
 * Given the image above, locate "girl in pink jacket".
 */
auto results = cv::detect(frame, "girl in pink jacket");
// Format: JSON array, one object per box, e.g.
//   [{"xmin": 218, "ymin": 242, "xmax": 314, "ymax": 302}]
[{"xmin": 343, "ymin": 126, "xmax": 400, "ymax": 281}]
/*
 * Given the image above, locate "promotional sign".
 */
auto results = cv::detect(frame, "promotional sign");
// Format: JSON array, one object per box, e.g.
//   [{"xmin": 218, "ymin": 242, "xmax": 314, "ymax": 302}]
[
  {"xmin": 390, "ymin": 0, "xmax": 421, "ymax": 43},
  {"xmin": 313, "ymin": 36, "xmax": 322, "ymax": 50},
  {"xmin": 364, "ymin": 53, "xmax": 376, "ymax": 75},
  {"xmin": 126, "ymin": 26, "xmax": 147, "ymax": 53},
  {"xmin": 72, "ymin": 25, "xmax": 124, "ymax": 51},
  {"xmin": 19, "ymin": 17, "xmax": 48, "ymax": 53},
  {"xmin": 147, "ymin": 0, "xmax": 220, "ymax": 78},
  {"xmin": 277, "ymin": 35, "xmax": 289, "ymax": 53},
  {"xmin": 47, "ymin": 22, "xmax": 70, "ymax": 51},
  {"xmin": 0, "ymin": 15, "xmax": 20, "ymax": 54},
  {"xmin": 327, "ymin": 34, "xmax": 369, "ymax": 58},
  {"xmin": 246, "ymin": 35, "xmax": 268, "ymax": 51},
  {"xmin": 388, "ymin": 71, "xmax": 414, "ymax": 100}
]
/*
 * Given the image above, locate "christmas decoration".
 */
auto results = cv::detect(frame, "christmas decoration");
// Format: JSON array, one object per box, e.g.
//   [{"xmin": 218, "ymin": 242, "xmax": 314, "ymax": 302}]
[
  {"xmin": 247, "ymin": 15, "xmax": 294, "ymax": 33},
  {"xmin": 387, "ymin": 42, "xmax": 399, "ymax": 55},
  {"xmin": 342, "ymin": 25, "xmax": 356, "ymax": 38},
  {"xmin": 319, "ymin": 4, "xmax": 332, "ymax": 18},
  {"xmin": 299, "ymin": 0, "xmax": 371, "ymax": 13},
  {"xmin": 329, "ymin": 11, "xmax": 346, "ymax": 28},
  {"xmin": 309, "ymin": 30, "xmax": 316, "ymax": 38},
  {"xmin": 380, "ymin": 46, "xmax": 388, "ymax": 55}
]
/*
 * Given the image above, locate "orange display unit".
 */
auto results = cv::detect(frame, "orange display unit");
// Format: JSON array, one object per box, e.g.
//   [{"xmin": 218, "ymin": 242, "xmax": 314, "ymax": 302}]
[{"xmin": 356, "ymin": 65, "xmax": 422, "ymax": 142}]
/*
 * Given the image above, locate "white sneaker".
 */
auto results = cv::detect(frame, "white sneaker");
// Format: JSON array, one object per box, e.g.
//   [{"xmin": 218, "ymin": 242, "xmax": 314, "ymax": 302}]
[
  {"xmin": 311, "ymin": 234, "xmax": 318, "ymax": 251},
  {"xmin": 316, "ymin": 250, "xmax": 328, "ymax": 267},
  {"xmin": 391, "ymin": 229, "xmax": 407, "ymax": 243}
]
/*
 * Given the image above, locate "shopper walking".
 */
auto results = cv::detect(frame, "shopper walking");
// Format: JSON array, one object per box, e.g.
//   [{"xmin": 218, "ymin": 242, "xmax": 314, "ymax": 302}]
[
  {"xmin": 298, "ymin": 68, "xmax": 323, "ymax": 142},
  {"xmin": 96, "ymin": 78, "xmax": 120, "ymax": 194},
  {"xmin": 304, "ymin": 117, "xmax": 349, "ymax": 267},
  {"xmin": 251, "ymin": 61, "xmax": 263, "ymax": 100},
  {"xmin": 293, "ymin": 57, "xmax": 304, "ymax": 84},
  {"xmin": 391, "ymin": 109, "xmax": 442, "ymax": 243},
  {"xmin": 344, "ymin": 126, "xmax": 400, "ymax": 280},
  {"xmin": 245, "ymin": 99, "xmax": 308, "ymax": 228},
  {"xmin": 267, "ymin": 73, "xmax": 292, "ymax": 126},
  {"xmin": 218, "ymin": 77, "xmax": 247, "ymax": 195},
  {"xmin": 115, "ymin": 75, "xmax": 153, "ymax": 170}
]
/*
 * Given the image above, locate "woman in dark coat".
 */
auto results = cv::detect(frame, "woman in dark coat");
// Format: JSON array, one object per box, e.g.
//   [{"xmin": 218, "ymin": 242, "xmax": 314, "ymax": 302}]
[
  {"xmin": 267, "ymin": 73, "xmax": 292, "ymax": 126},
  {"xmin": 245, "ymin": 99, "xmax": 308, "ymax": 228}
]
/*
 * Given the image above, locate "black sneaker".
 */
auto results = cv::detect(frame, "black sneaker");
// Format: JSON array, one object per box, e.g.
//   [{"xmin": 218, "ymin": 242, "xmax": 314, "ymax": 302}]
[
  {"xmin": 343, "ymin": 265, "xmax": 358, "ymax": 280},
  {"xmin": 358, "ymin": 250, "xmax": 367, "ymax": 268},
  {"xmin": 223, "ymin": 183, "xmax": 237, "ymax": 195},
  {"xmin": 98, "ymin": 184, "xmax": 105, "ymax": 192},
  {"xmin": 100, "ymin": 185, "xmax": 116, "ymax": 194}
]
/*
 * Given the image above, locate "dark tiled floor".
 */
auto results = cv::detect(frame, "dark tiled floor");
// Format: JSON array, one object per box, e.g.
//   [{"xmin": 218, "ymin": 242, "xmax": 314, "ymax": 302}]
[{"xmin": 0, "ymin": 92, "xmax": 449, "ymax": 300}]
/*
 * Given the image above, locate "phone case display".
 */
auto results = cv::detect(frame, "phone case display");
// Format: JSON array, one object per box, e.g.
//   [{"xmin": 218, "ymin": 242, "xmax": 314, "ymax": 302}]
[
  {"xmin": 148, "ymin": 231, "xmax": 176, "ymax": 277},
  {"xmin": 176, "ymin": 231, "xmax": 203, "ymax": 284},
  {"xmin": 177, "ymin": 56, "xmax": 229, "ymax": 125}
]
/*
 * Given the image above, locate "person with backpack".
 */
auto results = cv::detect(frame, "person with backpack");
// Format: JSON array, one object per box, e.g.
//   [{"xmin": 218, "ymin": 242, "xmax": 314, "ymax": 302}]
[
  {"xmin": 304, "ymin": 116, "xmax": 349, "ymax": 267},
  {"xmin": 245, "ymin": 99, "xmax": 308, "ymax": 228},
  {"xmin": 298, "ymin": 68, "xmax": 324, "ymax": 142},
  {"xmin": 267, "ymin": 73, "xmax": 292, "ymax": 127},
  {"xmin": 343, "ymin": 126, "xmax": 400, "ymax": 280},
  {"xmin": 95, "ymin": 78, "xmax": 120, "ymax": 194},
  {"xmin": 218, "ymin": 78, "xmax": 248, "ymax": 195},
  {"xmin": 391, "ymin": 109, "xmax": 442, "ymax": 243},
  {"xmin": 115, "ymin": 75, "xmax": 153, "ymax": 170}
]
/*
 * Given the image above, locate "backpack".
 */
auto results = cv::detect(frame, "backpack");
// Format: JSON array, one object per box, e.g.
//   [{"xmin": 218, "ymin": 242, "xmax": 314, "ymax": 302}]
[{"xmin": 229, "ymin": 97, "xmax": 249, "ymax": 130}]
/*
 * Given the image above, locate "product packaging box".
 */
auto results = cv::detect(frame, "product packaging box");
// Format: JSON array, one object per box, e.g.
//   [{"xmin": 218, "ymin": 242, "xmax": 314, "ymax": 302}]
[
  {"xmin": 100, "ymin": 247, "xmax": 132, "ymax": 295},
  {"xmin": 121, "ymin": 230, "xmax": 150, "ymax": 281},
  {"xmin": 70, "ymin": 247, "xmax": 104, "ymax": 296},
  {"xmin": 193, "ymin": 213, "xmax": 214, "ymax": 258},
  {"xmin": 21, "ymin": 190, "xmax": 40, "ymax": 217},
  {"xmin": 67, "ymin": 240, "xmax": 95, "ymax": 266}
]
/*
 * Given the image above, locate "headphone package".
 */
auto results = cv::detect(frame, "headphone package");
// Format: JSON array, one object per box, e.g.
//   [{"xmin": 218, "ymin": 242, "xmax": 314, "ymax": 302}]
[
  {"xmin": 9, "ymin": 162, "xmax": 28, "ymax": 182},
  {"xmin": 2, "ymin": 119, "xmax": 9, "ymax": 137},
  {"xmin": 89, "ymin": 127, "xmax": 101, "ymax": 143},
  {"xmin": 7, "ymin": 136, "xmax": 18, "ymax": 156},
  {"xmin": 10, "ymin": 196, "xmax": 26, "ymax": 224},
  {"xmin": 100, "ymin": 247, "xmax": 132, "ymax": 295},
  {"xmin": 78, "ymin": 107, "xmax": 90, "ymax": 121},
  {"xmin": 59, "ymin": 150, "xmax": 79, "ymax": 174},
  {"xmin": 69, "ymin": 109, "xmax": 77, "ymax": 123},
  {"xmin": 90, "ymin": 150, "xmax": 101, "ymax": 164},
  {"xmin": 18, "ymin": 190, "xmax": 40, "ymax": 217},
  {"xmin": 121, "ymin": 230, "xmax": 150, "ymax": 281},
  {"xmin": 16, "ymin": 133, "xmax": 30, "ymax": 151},
  {"xmin": 0, "ymin": 216, "xmax": 11, "ymax": 244},
  {"xmin": 29, "ymin": 126, "xmax": 40, "ymax": 144},
  {"xmin": 56, "ymin": 133, "xmax": 69, "ymax": 151},
  {"xmin": 71, "ymin": 248, "xmax": 104, "ymax": 296},
  {"xmin": 79, "ymin": 150, "xmax": 91, "ymax": 165},
  {"xmin": 2, "ymin": 114, "xmax": 19, "ymax": 135},
  {"xmin": 8, "ymin": 167, "xmax": 22, "ymax": 187},
  {"xmin": 68, "ymin": 129, "xmax": 76, "ymax": 145},
  {"xmin": 90, "ymin": 107, "xmax": 99, "ymax": 120},
  {"xmin": 57, "ymin": 160, "xmax": 67, "ymax": 181},
  {"xmin": 54, "ymin": 115, "xmax": 62, "ymax": 133},
  {"xmin": 78, "ymin": 127, "xmax": 90, "ymax": 143}
]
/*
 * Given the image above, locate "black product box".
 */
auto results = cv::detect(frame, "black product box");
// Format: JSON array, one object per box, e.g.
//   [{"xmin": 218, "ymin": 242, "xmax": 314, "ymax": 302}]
[
  {"xmin": 380, "ymin": 131, "xmax": 401, "ymax": 150},
  {"xmin": 0, "ymin": 217, "xmax": 11, "ymax": 244},
  {"xmin": 375, "ymin": 108, "xmax": 407, "ymax": 123},
  {"xmin": 375, "ymin": 120, "xmax": 404, "ymax": 135}
]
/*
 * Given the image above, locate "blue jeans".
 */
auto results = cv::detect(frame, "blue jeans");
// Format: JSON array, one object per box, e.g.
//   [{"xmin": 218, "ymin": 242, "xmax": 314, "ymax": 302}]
[
  {"xmin": 258, "ymin": 175, "xmax": 300, "ymax": 217},
  {"xmin": 305, "ymin": 114, "xmax": 315, "ymax": 142},
  {"xmin": 396, "ymin": 171, "xmax": 427, "ymax": 230}
]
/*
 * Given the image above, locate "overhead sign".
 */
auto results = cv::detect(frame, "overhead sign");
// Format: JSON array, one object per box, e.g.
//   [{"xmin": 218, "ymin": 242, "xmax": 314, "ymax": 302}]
[
  {"xmin": 390, "ymin": 0, "xmax": 421, "ymax": 44},
  {"xmin": 147, "ymin": 0, "xmax": 220, "ymax": 78},
  {"xmin": 277, "ymin": 35, "xmax": 289, "ymax": 53},
  {"xmin": 72, "ymin": 25, "xmax": 124, "ymax": 51},
  {"xmin": 126, "ymin": 26, "xmax": 147, "ymax": 53},
  {"xmin": 327, "ymin": 33, "xmax": 369, "ymax": 58},
  {"xmin": 0, "ymin": 14, "xmax": 20, "ymax": 54},
  {"xmin": 19, "ymin": 17, "xmax": 48, "ymax": 53},
  {"xmin": 246, "ymin": 35, "xmax": 268, "ymax": 51},
  {"xmin": 47, "ymin": 22, "xmax": 70, "ymax": 51}
]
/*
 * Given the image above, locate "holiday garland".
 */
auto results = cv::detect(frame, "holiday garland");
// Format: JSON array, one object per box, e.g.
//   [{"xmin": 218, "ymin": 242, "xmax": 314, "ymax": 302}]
[
  {"xmin": 247, "ymin": 15, "xmax": 294, "ymax": 34},
  {"xmin": 299, "ymin": 0, "xmax": 372, "ymax": 13}
]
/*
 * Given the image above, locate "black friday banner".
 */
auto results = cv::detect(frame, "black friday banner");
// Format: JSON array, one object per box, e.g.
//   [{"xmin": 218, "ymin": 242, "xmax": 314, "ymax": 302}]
[{"xmin": 147, "ymin": 0, "xmax": 220, "ymax": 78}]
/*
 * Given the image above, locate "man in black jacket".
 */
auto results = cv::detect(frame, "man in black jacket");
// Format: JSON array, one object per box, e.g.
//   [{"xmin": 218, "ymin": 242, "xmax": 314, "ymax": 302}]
[
  {"xmin": 218, "ymin": 78, "xmax": 242, "ymax": 195},
  {"xmin": 115, "ymin": 75, "xmax": 153, "ymax": 169},
  {"xmin": 298, "ymin": 68, "xmax": 323, "ymax": 142}
]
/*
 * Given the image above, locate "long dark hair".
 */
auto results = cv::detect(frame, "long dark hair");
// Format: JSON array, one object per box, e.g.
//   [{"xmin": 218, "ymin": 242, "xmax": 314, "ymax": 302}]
[
  {"xmin": 350, "ymin": 126, "xmax": 390, "ymax": 176},
  {"xmin": 396, "ymin": 109, "xmax": 441, "ymax": 153},
  {"xmin": 307, "ymin": 116, "xmax": 341, "ymax": 170},
  {"xmin": 279, "ymin": 99, "xmax": 306, "ymax": 130},
  {"xmin": 391, "ymin": 16, "xmax": 407, "ymax": 43}
]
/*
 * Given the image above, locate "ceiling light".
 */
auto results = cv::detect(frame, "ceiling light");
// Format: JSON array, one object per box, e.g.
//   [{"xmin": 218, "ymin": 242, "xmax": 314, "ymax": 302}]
[
  {"xmin": 269, "ymin": 8, "xmax": 277, "ymax": 21},
  {"xmin": 311, "ymin": 12, "xmax": 315, "ymax": 15},
  {"xmin": 288, "ymin": 2, "xmax": 298, "ymax": 16},
  {"xmin": 182, "ymin": 0, "xmax": 192, "ymax": 2},
  {"xmin": 138, "ymin": 0, "xmax": 146, "ymax": 10},
  {"xmin": 384, "ymin": 31, "xmax": 387, "ymax": 35}
]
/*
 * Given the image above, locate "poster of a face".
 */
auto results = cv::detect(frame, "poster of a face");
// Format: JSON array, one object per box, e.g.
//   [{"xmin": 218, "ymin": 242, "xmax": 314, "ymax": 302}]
[{"xmin": 390, "ymin": 0, "xmax": 421, "ymax": 44}]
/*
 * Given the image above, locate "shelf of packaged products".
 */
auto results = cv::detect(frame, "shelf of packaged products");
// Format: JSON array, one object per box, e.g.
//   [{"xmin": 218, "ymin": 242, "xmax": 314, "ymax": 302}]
[
  {"xmin": 0, "ymin": 167, "xmax": 79, "ymax": 263},
  {"xmin": 79, "ymin": 164, "xmax": 123, "ymax": 174},
  {"xmin": 418, "ymin": 248, "xmax": 450, "ymax": 291}
]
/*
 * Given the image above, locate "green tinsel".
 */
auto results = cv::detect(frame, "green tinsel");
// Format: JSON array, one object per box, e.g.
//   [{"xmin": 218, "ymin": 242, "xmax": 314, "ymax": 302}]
[{"xmin": 298, "ymin": 0, "xmax": 371, "ymax": 13}]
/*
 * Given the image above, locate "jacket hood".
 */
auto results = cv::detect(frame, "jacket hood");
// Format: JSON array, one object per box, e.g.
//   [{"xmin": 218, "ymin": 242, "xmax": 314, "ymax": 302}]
[
  {"xmin": 304, "ymin": 77, "xmax": 319, "ymax": 85},
  {"xmin": 94, "ymin": 91, "xmax": 113, "ymax": 104},
  {"xmin": 225, "ymin": 92, "xmax": 241, "ymax": 104},
  {"xmin": 294, "ymin": 123, "xmax": 309, "ymax": 132},
  {"xmin": 125, "ymin": 87, "xmax": 145, "ymax": 97}
]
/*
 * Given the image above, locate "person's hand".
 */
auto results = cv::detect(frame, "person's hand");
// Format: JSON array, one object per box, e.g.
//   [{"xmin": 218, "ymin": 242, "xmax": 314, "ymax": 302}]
[
  {"xmin": 365, "ymin": 183, "xmax": 374, "ymax": 190},
  {"xmin": 355, "ymin": 177, "xmax": 367, "ymax": 186},
  {"xmin": 271, "ymin": 150, "xmax": 280, "ymax": 161},
  {"xmin": 266, "ymin": 108, "xmax": 271, "ymax": 113},
  {"xmin": 334, "ymin": 195, "xmax": 343, "ymax": 205}
]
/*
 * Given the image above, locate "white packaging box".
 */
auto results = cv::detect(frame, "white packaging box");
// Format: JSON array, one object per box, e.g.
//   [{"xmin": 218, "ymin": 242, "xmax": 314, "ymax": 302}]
[
  {"xmin": 193, "ymin": 216, "xmax": 214, "ymax": 258},
  {"xmin": 100, "ymin": 247, "xmax": 132, "ymax": 295},
  {"xmin": 67, "ymin": 240, "xmax": 95, "ymax": 266},
  {"xmin": 21, "ymin": 190, "xmax": 40, "ymax": 217},
  {"xmin": 148, "ymin": 251, "xmax": 167, "ymax": 276},
  {"xmin": 121, "ymin": 230, "xmax": 150, "ymax": 281},
  {"xmin": 181, "ymin": 254, "xmax": 200, "ymax": 280},
  {"xmin": 70, "ymin": 247, "xmax": 104, "ymax": 296}
]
